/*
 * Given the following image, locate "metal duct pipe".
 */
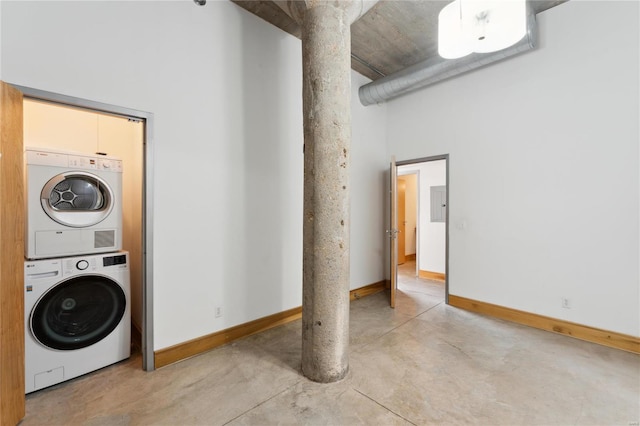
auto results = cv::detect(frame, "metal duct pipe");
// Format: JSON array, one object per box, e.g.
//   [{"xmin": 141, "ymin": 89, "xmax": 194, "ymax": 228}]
[{"xmin": 358, "ymin": 6, "xmax": 538, "ymax": 106}]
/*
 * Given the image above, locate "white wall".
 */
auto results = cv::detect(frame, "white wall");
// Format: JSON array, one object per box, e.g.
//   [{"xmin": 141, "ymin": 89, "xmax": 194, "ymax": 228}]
[
  {"xmin": 399, "ymin": 161, "xmax": 447, "ymax": 273},
  {"xmin": 3, "ymin": 0, "xmax": 302, "ymax": 350},
  {"xmin": 0, "ymin": 1, "xmax": 3, "ymax": 80},
  {"xmin": 350, "ymin": 71, "xmax": 388, "ymax": 289},
  {"xmin": 2, "ymin": 1, "xmax": 388, "ymax": 350},
  {"xmin": 386, "ymin": 1, "xmax": 639, "ymax": 336}
]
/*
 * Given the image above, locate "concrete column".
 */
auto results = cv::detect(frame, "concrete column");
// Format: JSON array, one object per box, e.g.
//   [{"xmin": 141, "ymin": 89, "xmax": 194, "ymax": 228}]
[{"xmin": 300, "ymin": 1, "xmax": 353, "ymax": 383}]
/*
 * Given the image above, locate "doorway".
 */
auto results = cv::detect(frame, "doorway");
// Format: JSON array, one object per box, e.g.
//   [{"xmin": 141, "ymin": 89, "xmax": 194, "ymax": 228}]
[
  {"xmin": 390, "ymin": 155, "xmax": 449, "ymax": 306},
  {"xmin": 16, "ymin": 85, "xmax": 155, "ymax": 371}
]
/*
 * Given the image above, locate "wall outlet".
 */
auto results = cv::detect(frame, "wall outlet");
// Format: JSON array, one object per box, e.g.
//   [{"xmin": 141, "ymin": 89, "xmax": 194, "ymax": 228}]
[
  {"xmin": 215, "ymin": 307, "xmax": 223, "ymax": 318},
  {"xmin": 561, "ymin": 298, "xmax": 571, "ymax": 309}
]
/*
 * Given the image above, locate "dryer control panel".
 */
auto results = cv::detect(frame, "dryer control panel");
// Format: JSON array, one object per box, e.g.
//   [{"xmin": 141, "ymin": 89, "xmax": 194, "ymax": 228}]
[
  {"xmin": 26, "ymin": 148, "xmax": 123, "ymax": 173},
  {"xmin": 97, "ymin": 158, "xmax": 123, "ymax": 172}
]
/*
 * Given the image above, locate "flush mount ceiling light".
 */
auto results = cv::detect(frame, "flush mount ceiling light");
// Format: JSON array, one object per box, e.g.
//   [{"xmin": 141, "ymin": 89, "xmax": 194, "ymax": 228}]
[{"xmin": 438, "ymin": 0, "xmax": 527, "ymax": 59}]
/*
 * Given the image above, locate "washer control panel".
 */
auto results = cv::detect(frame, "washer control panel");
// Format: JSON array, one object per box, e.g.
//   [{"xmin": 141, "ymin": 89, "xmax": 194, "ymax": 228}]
[
  {"xmin": 76, "ymin": 260, "xmax": 90, "ymax": 270},
  {"xmin": 62, "ymin": 257, "xmax": 97, "ymax": 276},
  {"xmin": 103, "ymin": 254, "xmax": 127, "ymax": 267},
  {"xmin": 59, "ymin": 252, "xmax": 128, "ymax": 276}
]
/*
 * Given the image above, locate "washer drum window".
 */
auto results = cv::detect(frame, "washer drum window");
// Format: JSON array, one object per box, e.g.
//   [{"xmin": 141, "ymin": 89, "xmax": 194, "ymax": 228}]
[
  {"xmin": 40, "ymin": 171, "xmax": 115, "ymax": 228},
  {"xmin": 30, "ymin": 275, "xmax": 126, "ymax": 351}
]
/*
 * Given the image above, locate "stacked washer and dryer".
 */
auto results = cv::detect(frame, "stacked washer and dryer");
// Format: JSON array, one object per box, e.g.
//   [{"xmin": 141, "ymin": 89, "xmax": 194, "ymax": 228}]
[{"xmin": 24, "ymin": 148, "xmax": 131, "ymax": 394}]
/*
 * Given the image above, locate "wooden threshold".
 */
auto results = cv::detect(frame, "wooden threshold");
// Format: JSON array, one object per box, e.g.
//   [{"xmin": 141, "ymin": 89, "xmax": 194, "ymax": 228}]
[
  {"xmin": 155, "ymin": 280, "xmax": 389, "ymax": 369},
  {"xmin": 449, "ymin": 295, "xmax": 640, "ymax": 354},
  {"xmin": 419, "ymin": 270, "xmax": 446, "ymax": 282}
]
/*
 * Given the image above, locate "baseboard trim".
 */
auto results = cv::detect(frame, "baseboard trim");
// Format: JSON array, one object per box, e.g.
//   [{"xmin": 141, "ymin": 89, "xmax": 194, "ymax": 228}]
[
  {"xmin": 350, "ymin": 280, "xmax": 387, "ymax": 301},
  {"xmin": 448, "ymin": 295, "xmax": 640, "ymax": 354},
  {"xmin": 155, "ymin": 306, "xmax": 303, "ymax": 368},
  {"xmin": 154, "ymin": 280, "xmax": 389, "ymax": 369},
  {"xmin": 419, "ymin": 270, "xmax": 446, "ymax": 282},
  {"xmin": 405, "ymin": 254, "xmax": 416, "ymax": 261}
]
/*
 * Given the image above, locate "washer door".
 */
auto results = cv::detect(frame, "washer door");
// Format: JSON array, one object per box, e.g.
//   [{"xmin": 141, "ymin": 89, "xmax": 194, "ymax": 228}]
[
  {"xmin": 30, "ymin": 275, "xmax": 126, "ymax": 351},
  {"xmin": 40, "ymin": 171, "xmax": 115, "ymax": 228}
]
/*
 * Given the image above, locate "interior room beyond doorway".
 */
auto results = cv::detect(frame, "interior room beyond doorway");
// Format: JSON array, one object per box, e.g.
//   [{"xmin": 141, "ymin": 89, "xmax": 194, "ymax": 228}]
[{"xmin": 397, "ymin": 159, "xmax": 447, "ymax": 283}]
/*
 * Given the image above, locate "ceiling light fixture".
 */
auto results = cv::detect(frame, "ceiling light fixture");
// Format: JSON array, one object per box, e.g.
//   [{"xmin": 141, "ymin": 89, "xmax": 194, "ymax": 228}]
[{"xmin": 438, "ymin": 0, "xmax": 527, "ymax": 59}]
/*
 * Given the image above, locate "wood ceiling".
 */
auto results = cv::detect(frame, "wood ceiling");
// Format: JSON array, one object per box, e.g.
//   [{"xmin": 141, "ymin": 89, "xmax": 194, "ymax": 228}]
[{"xmin": 231, "ymin": 0, "xmax": 568, "ymax": 81}]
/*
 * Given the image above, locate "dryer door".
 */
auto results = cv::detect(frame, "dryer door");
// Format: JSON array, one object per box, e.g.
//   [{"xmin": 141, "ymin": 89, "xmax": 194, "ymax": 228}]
[
  {"xmin": 40, "ymin": 171, "xmax": 115, "ymax": 228},
  {"xmin": 30, "ymin": 275, "xmax": 126, "ymax": 350}
]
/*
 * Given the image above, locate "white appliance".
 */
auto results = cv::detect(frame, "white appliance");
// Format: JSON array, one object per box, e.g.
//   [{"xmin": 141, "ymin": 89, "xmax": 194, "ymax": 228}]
[
  {"xmin": 25, "ymin": 147, "xmax": 123, "ymax": 259},
  {"xmin": 24, "ymin": 252, "xmax": 131, "ymax": 394}
]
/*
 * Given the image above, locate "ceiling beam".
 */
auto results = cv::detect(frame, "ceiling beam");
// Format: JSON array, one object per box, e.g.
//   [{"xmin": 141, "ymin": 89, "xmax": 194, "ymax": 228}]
[{"xmin": 231, "ymin": 0, "xmax": 383, "ymax": 81}]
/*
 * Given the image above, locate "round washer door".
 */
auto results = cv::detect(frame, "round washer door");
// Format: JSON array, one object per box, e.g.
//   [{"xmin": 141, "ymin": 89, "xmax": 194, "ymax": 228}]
[
  {"xmin": 40, "ymin": 171, "xmax": 115, "ymax": 228},
  {"xmin": 30, "ymin": 275, "xmax": 126, "ymax": 351}
]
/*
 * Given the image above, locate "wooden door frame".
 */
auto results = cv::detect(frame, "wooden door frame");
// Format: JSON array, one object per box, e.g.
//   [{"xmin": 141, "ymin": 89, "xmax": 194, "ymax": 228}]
[
  {"xmin": 1, "ymin": 81, "xmax": 26, "ymax": 426},
  {"xmin": 12, "ymin": 84, "xmax": 157, "ymax": 372},
  {"xmin": 396, "ymin": 154, "xmax": 450, "ymax": 303}
]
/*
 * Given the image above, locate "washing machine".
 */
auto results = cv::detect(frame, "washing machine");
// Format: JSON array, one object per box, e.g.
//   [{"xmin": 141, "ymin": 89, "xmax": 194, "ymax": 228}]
[
  {"xmin": 25, "ymin": 147, "xmax": 123, "ymax": 259},
  {"xmin": 24, "ymin": 251, "xmax": 131, "ymax": 394}
]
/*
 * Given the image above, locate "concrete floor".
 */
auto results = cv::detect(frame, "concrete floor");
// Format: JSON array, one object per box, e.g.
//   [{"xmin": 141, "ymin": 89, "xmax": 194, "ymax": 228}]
[{"xmin": 23, "ymin": 262, "xmax": 640, "ymax": 425}]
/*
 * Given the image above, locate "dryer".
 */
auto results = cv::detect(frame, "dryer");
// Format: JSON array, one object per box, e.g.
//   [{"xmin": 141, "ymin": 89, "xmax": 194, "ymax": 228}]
[
  {"xmin": 25, "ymin": 148, "xmax": 123, "ymax": 259},
  {"xmin": 24, "ymin": 252, "xmax": 131, "ymax": 394}
]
